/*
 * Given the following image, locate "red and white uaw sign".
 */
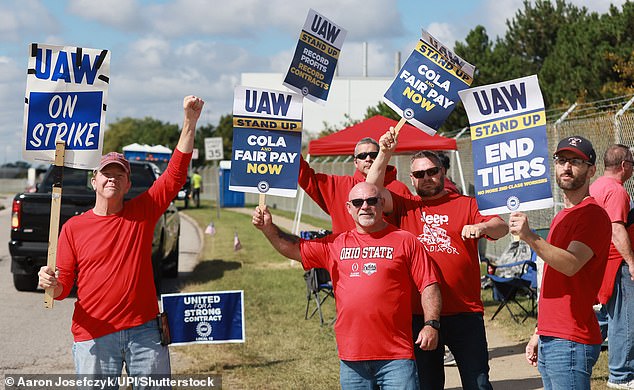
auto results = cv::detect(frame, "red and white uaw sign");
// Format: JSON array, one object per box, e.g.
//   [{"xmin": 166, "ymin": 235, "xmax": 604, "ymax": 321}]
[
  {"xmin": 384, "ymin": 29, "xmax": 474, "ymax": 136},
  {"xmin": 23, "ymin": 43, "xmax": 110, "ymax": 169},
  {"xmin": 458, "ymin": 75, "xmax": 553, "ymax": 215},
  {"xmin": 283, "ymin": 9, "xmax": 347, "ymax": 104},
  {"xmin": 230, "ymin": 86, "xmax": 303, "ymax": 197}
]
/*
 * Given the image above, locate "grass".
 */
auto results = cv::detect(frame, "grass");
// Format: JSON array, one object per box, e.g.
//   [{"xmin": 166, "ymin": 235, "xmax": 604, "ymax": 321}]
[
  {"xmin": 177, "ymin": 200, "xmax": 610, "ymax": 389},
  {"xmin": 175, "ymin": 201, "xmax": 339, "ymax": 389}
]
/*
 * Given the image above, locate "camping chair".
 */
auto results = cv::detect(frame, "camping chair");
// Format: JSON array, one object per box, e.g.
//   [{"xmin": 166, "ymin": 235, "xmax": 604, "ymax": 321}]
[
  {"xmin": 304, "ymin": 268, "xmax": 335, "ymax": 325},
  {"xmin": 301, "ymin": 230, "xmax": 335, "ymax": 326},
  {"xmin": 485, "ymin": 240, "xmax": 538, "ymax": 323}
]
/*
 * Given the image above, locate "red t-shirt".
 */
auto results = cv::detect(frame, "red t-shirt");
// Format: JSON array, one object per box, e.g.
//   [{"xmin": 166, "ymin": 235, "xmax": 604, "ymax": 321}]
[
  {"xmin": 537, "ymin": 197, "xmax": 611, "ymax": 344},
  {"xmin": 391, "ymin": 191, "xmax": 501, "ymax": 315},
  {"xmin": 589, "ymin": 175, "xmax": 631, "ymax": 303},
  {"xmin": 56, "ymin": 150, "xmax": 191, "ymax": 342},
  {"xmin": 300, "ymin": 224, "xmax": 438, "ymax": 361},
  {"xmin": 298, "ymin": 156, "xmax": 411, "ymax": 233}
]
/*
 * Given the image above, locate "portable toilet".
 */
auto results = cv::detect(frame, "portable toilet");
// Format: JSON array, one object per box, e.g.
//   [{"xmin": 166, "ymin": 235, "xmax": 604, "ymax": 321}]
[{"xmin": 219, "ymin": 160, "xmax": 245, "ymax": 208}]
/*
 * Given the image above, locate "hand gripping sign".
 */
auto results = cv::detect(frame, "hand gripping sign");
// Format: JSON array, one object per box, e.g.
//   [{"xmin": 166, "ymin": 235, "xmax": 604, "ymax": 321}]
[
  {"xmin": 283, "ymin": 9, "xmax": 347, "ymax": 104},
  {"xmin": 230, "ymin": 86, "xmax": 303, "ymax": 208},
  {"xmin": 384, "ymin": 30, "xmax": 474, "ymax": 136},
  {"xmin": 458, "ymin": 75, "xmax": 553, "ymax": 215}
]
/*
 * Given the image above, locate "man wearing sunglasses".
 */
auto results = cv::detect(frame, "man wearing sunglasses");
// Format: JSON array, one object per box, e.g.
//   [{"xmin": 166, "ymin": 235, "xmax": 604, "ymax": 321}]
[
  {"xmin": 511, "ymin": 136, "xmax": 610, "ymax": 389},
  {"xmin": 589, "ymin": 143, "xmax": 634, "ymax": 389},
  {"xmin": 253, "ymin": 181, "xmax": 442, "ymax": 389},
  {"xmin": 298, "ymin": 137, "xmax": 411, "ymax": 233},
  {"xmin": 367, "ymin": 128, "xmax": 508, "ymax": 390}
]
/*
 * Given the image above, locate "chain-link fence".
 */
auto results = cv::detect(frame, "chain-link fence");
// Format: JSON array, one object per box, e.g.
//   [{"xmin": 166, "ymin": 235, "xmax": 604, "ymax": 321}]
[{"xmin": 199, "ymin": 96, "xmax": 634, "ymax": 261}]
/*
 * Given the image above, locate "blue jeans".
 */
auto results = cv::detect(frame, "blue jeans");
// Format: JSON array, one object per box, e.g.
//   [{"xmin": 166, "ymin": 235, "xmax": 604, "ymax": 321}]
[
  {"xmin": 538, "ymin": 336, "xmax": 600, "ymax": 390},
  {"xmin": 598, "ymin": 263, "xmax": 634, "ymax": 384},
  {"xmin": 73, "ymin": 319, "xmax": 171, "ymax": 389},
  {"xmin": 413, "ymin": 313, "xmax": 492, "ymax": 390},
  {"xmin": 339, "ymin": 359, "xmax": 419, "ymax": 390}
]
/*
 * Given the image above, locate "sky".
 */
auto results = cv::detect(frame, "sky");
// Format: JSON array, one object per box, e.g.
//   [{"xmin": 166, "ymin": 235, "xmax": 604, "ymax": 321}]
[{"xmin": 0, "ymin": 0, "xmax": 627, "ymax": 164}]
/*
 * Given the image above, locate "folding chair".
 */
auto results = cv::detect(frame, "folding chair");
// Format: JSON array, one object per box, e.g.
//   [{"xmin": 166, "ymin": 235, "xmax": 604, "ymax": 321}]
[
  {"xmin": 304, "ymin": 268, "xmax": 334, "ymax": 325},
  {"xmin": 300, "ymin": 230, "xmax": 334, "ymax": 326},
  {"xmin": 485, "ymin": 240, "xmax": 538, "ymax": 323}
]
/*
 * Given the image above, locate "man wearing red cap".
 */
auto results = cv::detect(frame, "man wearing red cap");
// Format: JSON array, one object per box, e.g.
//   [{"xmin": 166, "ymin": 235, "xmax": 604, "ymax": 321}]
[
  {"xmin": 513, "ymin": 135, "xmax": 611, "ymax": 389},
  {"xmin": 589, "ymin": 144, "xmax": 634, "ymax": 389},
  {"xmin": 38, "ymin": 96, "xmax": 204, "ymax": 379}
]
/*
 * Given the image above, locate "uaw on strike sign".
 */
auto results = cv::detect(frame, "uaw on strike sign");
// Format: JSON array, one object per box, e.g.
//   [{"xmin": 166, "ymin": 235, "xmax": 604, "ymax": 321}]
[
  {"xmin": 230, "ymin": 86, "xmax": 303, "ymax": 197},
  {"xmin": 23, "ymin": 43, "xmax": 110, "ymax": 169},
  {"xmin": 283, "ymin": 9, "xmax": 346, "ymax": 104}
]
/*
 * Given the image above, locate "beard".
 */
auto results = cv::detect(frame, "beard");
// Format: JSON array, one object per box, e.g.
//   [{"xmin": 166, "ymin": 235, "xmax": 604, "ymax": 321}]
[
  {"xmin": 556, "ymin": 169, "xmax": 587, "ymax": 190},
  {"xmin": 414, "ymin": 178, "xmax": 445, "ymax": 198}
]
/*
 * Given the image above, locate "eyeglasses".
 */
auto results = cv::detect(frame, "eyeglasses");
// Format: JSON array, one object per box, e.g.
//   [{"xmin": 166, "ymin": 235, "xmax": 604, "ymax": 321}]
[
  {"xmin": 411, "ymin": 167, "xmax": 441, "ymax": 179},
  {"xmin": 553, "ymin": 156, "xmax": 592, "ymax": 167},
  {"xmin": 354, "ymin": 151, "xmax": 378, "ymax": 160},
  {"xmin": 623, "ymin": 160, "xmax": 634, "ymax": 165},
  {"xmin": 349, "ymin": 197, "xmax": 380, "ymax": 208}
]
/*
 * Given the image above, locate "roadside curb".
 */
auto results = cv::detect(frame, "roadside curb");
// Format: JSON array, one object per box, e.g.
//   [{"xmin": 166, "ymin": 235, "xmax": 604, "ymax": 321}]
[{"xmin": 179, "ymin": 211, "xmax": 203, "ymax": 260}]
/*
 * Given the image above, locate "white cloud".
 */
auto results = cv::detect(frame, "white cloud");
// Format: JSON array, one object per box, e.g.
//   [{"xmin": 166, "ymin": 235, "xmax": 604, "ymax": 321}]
[
  {"xmin": 0, "ymin": 0, "xmax": 59, "ymax": 42},
  {"xmin": 67, "ymin": 0, "xmax": 144, "ymax": 30}
]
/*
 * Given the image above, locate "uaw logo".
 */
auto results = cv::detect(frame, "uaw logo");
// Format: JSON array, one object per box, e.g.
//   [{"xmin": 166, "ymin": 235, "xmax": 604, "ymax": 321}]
[
  {"xmin": 196, "ymin": 322, "xmax": 212, "ymax": 338},
  {"xmin": 363, "ymin": 263, "xmax": 377, "ymax": 276}
]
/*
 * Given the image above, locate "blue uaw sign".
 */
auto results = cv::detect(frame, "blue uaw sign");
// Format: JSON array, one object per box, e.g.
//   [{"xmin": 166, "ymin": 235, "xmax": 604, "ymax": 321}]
[
  {"xmin": 161, "ymin": 291, "xmax": 245, "ymax": 345},
  {"xmin": 283, "ymin": 8, "xmax": 347, "ymax": 104},
  {"xmin": 230, "ymin": 86, "xmax": 303, "ymax": 197},
  {"xmin": 458, "ymin": 75, "xmax": 553, "ymax": 215},
  {"xmin": 384, "ymin": 30, "xmax": 474, "ymax": 136},
  {"xmin": 23, "ymin": 43, "xmax": 110, "ymax": 169}
]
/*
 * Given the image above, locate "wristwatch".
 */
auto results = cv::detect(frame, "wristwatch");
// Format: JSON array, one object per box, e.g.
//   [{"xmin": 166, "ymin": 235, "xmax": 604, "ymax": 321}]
[{"xmin": 424, "ymin": 319, "xmax": 441, "ymax": 330}]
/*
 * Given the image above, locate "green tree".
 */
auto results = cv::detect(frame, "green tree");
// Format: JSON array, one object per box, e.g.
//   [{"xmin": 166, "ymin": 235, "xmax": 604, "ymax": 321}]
[{"xmin": 103, "ymin": 117, "xmax": 180, "ymax": 153}]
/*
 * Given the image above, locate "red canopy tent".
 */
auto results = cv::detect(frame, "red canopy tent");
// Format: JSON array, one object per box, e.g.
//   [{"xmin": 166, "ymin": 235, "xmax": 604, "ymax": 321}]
[
  {"xmin": 308, "ymin": 115, "xmax": 457, "ymax": 155},
  {"xmin": 292, "ymin": 115, "xmax": 464, "ymax": 234}
]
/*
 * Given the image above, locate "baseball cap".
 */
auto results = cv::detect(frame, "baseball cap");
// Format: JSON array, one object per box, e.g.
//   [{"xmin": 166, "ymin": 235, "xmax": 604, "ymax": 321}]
[
  {"xmin": 95, "ymin": 152, "xmax": 130, "ymax": 175},
  {"xmin": 554, "ymin": 136, "xmax": 596, "ymax": 165}
]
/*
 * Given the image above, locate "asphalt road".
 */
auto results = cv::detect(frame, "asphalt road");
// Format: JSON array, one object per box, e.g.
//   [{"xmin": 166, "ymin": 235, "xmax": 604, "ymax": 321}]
[{"xmin": 0, "ymin": 195, "xmax": 201, "ymax": 376}]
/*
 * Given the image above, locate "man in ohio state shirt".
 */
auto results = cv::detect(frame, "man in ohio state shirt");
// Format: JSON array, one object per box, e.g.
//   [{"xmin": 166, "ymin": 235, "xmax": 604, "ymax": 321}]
[{"xmin": 253, "ymin": 181, "xmax": 441, "ymax": 389}]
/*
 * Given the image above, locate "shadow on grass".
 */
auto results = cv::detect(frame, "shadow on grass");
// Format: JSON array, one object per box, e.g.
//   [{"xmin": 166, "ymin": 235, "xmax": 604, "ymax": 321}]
[
  {"xmin": 488, "ymin": 341, "xmax": 528, "ymax": 359},
  {"xmin": 184, "ymin": 259, "xmax": 242, "ymax": 284},
  {"xmin": 221, "ymin": 358, "xmax": 295, "ymax": 370}
]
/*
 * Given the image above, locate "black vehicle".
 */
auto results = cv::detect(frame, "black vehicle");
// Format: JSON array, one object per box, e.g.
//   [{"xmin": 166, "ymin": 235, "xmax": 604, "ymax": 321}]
[{"xmin": 8, "ymin": 161, "xmax": 180, "ymax": 292}]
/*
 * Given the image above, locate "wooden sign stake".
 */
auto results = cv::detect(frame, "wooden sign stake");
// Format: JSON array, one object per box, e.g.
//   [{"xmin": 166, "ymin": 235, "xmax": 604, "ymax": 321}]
[{"xmin": 44, "ymin": 141, "xmax": 65, "ymax": 309}]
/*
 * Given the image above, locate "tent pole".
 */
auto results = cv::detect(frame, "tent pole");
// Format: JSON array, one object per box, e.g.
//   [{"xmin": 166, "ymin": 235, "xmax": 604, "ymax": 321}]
[
  {"xmin": 292, "ymin": 153, "xmax": 310, "ymax": 241},
  {"xmin": 453, "ymin": 127, "xmax": 469, "ymax": 195}
]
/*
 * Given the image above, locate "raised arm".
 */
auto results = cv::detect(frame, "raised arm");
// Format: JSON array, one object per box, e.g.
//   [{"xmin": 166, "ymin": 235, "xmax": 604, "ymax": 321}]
[
  {"xmin": 366, "ymin": 127, "xmax": 398, "ymax": 212},
  {"xmin": 175, "ymin": 95, "xmax": 205, "ymax": 154},
  {"xmin": 252, "ymin": 205, "xmax": 302, "ymax": 261},
  {"xmin": 510, "ymin": 211, "xmax": 594, "ymax": 276}
]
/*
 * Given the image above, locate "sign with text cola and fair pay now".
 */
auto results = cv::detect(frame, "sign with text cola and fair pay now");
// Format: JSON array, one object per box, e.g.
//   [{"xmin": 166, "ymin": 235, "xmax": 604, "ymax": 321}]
[
  {"xmin": 458, "ymin": 75, "xmax": 553, "ymax": 215},
  {"xmin": 230, "ymin": 86, "xmax": 303, "ymax": 197},
  {"xmin": 383, "ymin": 30, "xmax": 475, "ymax": 136},
  {"xmin": 283, "ymin": 8, "xmax": 347, "ymax": 104},
  {"xmin": 23, "ymin": 43, "xmax": 110, "ymax": 169}
]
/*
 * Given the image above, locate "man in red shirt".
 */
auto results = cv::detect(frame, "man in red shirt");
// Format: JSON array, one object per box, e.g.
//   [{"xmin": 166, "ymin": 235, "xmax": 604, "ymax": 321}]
[
  {"xmin": 298, "ymin": 137, "xmax": 411, "ymax": 233},
  {"xmin": 367, "ymin": 128, "xmax": 508, "ymax": 390},
  {"xmin": 515, "ymin": 135, "xmax": 611, "ymax": 389},
  {"xmin": 589, "ymin": 143, "xmax": 634, "ymax": 389},
  {"xmin": 253, "ymin": 181, "xmax": 441, "ymax": 389},
  {"xmin": 38, "ymin": 96, "xmax": 204, "ymax": 379}
]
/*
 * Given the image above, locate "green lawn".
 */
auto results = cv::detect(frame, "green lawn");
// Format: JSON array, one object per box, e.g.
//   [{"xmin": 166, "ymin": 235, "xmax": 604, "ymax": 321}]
[{"xmin": 178, "ymin": 201, "xmax": 610, "ymax": 389}]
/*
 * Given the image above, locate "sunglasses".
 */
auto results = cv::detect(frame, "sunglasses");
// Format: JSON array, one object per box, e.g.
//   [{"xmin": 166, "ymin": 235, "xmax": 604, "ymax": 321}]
[
  {"xmin": 355, "ymin": 151, "xmax": 379, "ymax": 160},
  {"xmin": 411, "ymin": 167, "xmax": 441, "ymax": 179},
  {"xmin": 349, "ymin": 197, "xmax": 380, "ymax": 208}
]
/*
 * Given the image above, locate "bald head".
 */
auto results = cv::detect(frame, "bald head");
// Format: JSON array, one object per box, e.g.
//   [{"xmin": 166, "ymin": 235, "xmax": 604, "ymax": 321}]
[{"xmin": 346, "ymin": 182, "xmax": 386, "ymax": 233}]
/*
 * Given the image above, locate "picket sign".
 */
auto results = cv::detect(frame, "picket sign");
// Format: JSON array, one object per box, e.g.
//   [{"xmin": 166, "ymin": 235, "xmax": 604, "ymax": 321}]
[{"xmin": 44, "ymin": 141, "xmax": 65, "ymax": 309}]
